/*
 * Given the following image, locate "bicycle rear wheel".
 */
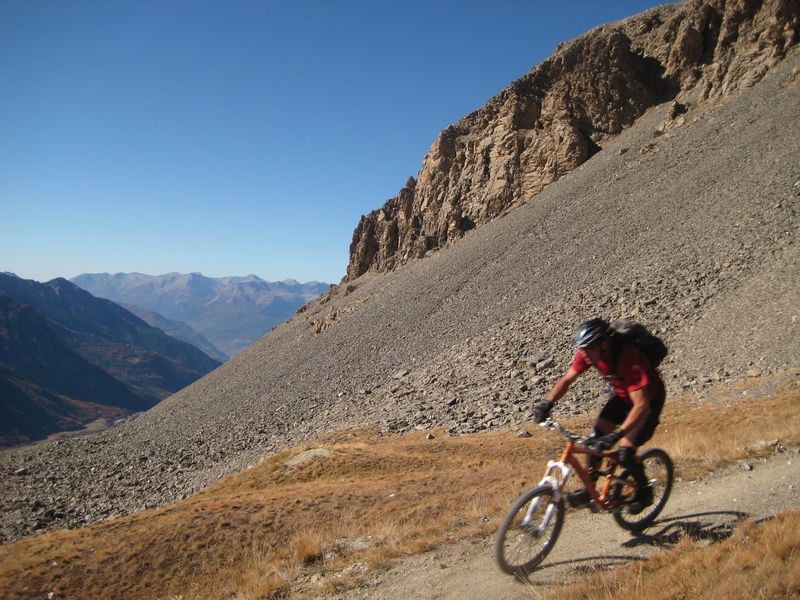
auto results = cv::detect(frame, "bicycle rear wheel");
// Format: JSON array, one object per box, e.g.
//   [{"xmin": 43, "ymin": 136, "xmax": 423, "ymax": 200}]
[
  {"xmin": 612, "ymin": 447, "xmax": 673, "ymax": 531},
  {"xmin": 494, "ymin": 484, "xmax": 564, "ymax": 576}
]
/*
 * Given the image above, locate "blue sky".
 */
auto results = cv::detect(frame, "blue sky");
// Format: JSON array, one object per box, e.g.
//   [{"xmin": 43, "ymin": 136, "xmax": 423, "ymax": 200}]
[{"xmin": 1, "ymin": 0, "xmax": 666, "ymax": 284}]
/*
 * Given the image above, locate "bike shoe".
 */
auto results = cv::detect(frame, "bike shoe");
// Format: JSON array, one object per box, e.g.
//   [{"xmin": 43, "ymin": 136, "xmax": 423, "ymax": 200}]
[
  {"xmin": 566, "ymin": 489, "xmax": 591, "ymax": 508},
  {"xmin": 627, "ymin": 485, "xmax": 654, "ymax": 515}
]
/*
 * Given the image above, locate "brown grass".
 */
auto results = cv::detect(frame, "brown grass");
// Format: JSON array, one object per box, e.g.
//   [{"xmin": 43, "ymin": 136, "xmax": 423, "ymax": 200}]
[
  {"xmin": 0, "ymin": 379, "xmax": 797, "ymax": 599},
  {"xmin": 548, "ymin": 508, "xmax": 800, "ymax": 600}
]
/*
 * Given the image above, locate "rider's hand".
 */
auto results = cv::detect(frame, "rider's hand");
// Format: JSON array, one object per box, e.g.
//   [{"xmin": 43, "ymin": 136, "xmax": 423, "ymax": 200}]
[
  {"xmin": 589, "ymin": 430, "xmax": 622, "ymax": 450},
  {"xmin": 533, "ymin": 400, "xmax": 553, "ymax": 423}
]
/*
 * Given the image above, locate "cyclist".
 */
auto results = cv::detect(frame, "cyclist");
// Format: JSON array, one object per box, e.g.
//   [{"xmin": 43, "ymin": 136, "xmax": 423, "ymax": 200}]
[{"xmin": 532, "ymin": 318, "xmax": 666, "ymax": 513}]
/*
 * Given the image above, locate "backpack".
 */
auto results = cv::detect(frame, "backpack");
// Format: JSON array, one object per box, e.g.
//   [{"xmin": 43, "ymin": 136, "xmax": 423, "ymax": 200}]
[{"xmin": 608, "ymin": 319, "xmax": 668, "ymax": 370}]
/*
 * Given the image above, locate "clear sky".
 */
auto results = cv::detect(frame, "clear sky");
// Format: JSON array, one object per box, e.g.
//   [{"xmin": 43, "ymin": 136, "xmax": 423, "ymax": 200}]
[{"xmin": 1, "ymin": 0, "xmax": 667, "ymax": 284}]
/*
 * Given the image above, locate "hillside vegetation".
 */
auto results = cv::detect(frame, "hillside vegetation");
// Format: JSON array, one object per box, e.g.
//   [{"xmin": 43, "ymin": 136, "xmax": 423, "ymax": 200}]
[{"xmin": 0, "ymin": 377, "xmax": 797, "ymax": 599}]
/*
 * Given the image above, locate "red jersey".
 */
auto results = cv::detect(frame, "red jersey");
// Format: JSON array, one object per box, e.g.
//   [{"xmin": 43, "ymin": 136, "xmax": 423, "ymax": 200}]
[{"xmin": 571, "ymin": 343, "xmax": 661, "ymax": 401}]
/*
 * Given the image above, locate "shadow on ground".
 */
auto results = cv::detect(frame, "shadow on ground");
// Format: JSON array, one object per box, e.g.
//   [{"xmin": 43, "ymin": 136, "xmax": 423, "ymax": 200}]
[
  {"xmin": 513, "ymin": 509, "xmax": 750, "ymax": 588},
  {"xmin": 623, "ymin": 509, "xmax": 749, "ymax": 548}
]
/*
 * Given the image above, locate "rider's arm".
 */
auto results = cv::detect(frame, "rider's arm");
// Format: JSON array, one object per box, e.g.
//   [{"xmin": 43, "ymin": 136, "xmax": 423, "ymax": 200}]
[
  {"xmin": 619, "ymin": 386, "xmax": 650, "ymax": 441},
  {"xmin": 546, "ymin": 367, "xmax": 580, "ymax": 404}
]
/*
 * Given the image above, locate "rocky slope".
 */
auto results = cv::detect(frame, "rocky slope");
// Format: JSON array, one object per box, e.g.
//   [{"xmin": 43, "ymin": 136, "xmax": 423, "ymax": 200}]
[
  {"xmin": 72, "ymin": 272, "xmax": 330, "ymax": 358},
  {"xmin": 347, "ymin": 0, "xmax": 799, "ymax": 279},
  {"xmin": 0, "ymin": 2, "xmax": 798, "ymax": 542}
]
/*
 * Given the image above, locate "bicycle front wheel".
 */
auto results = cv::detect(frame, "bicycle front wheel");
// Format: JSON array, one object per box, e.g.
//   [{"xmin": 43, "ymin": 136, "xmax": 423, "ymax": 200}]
[
  {"xmin": 612, "ymin": 447, "xmax": 674, "ymax": 531},
  {"xmin": 494, "ymin": 484, "xmax": 564, "ymax": 576}
]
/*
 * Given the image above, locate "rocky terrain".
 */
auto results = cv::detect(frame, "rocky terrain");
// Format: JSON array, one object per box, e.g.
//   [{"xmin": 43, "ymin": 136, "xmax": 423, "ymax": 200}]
[
  {"xmin": 72, "ymin": 272, "xmax": 330, "ymax": 358},
  {"xmin": 348, "ymin": 0, "xmax": 799, "ymax": 279},
  {"xmin": 0, "ymin": 0, "xmax": 798, "ymax": 542}
]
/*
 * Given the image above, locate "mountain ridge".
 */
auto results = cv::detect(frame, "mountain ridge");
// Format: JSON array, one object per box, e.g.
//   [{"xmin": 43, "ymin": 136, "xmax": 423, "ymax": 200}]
[
  {"xmin": 0, "ymin": 274, "xmax": 221, "ymax": 446},
  {"xmin": 0, "ymin": 294, "xmax": 146, "ymax": 446},
  {"xmin": 71, "ymin": 272, "xmax": 329, "ymax": 357},
  {"xmin": 118, "ymin": 303, "xmax": 228, "ymax": 363}
]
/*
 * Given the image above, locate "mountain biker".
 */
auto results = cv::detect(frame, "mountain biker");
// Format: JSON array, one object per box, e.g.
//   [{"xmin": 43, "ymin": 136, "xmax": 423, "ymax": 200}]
[{"xmin": 532, "ymin": 318, "xmax": 666, "ymax": 514}]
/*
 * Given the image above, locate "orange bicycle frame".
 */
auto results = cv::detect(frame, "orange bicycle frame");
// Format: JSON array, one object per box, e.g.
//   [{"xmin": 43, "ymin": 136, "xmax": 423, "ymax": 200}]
[{"xmin": 559, "ymin": 440, "xmax": 624, "ymax": 509}]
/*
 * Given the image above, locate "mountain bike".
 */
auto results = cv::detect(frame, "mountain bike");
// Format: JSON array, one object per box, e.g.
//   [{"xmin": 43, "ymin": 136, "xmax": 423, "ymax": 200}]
[{"xmin": 494, "ymin": 418, "xmax": 673, "ymax": 577}]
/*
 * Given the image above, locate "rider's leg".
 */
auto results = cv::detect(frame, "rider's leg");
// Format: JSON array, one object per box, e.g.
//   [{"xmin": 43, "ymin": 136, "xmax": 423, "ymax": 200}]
[
  {"xmin": 592, "ymin": 419, "xmax": 616, "ymax": 436},
  {"xmin": 619, "ymin": 427, "xmax": 655, "ymax": 513},
  {"xmin": 590, "ymin": 395, "xmax": 628, "ymax": 475},
  {"xmin": 586, "ymin": 418, "xmax": 616, "ymax": 475},
  {"xmin": 617, "ymin": 443, "xmax": 648, "ymax": 488},
  {"xmin": 623, "ymin": 379, "xmax": 665, "ymax": 496}
]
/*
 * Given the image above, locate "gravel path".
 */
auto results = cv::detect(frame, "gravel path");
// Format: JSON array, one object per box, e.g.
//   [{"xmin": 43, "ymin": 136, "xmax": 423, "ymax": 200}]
[{"xmin": 333, "ymin": 450, "xmax": 800, "ymax": 600}]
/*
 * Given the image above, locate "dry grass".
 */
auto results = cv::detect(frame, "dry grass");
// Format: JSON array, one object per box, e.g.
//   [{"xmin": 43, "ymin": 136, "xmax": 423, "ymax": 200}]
[
  {"xmin": 660, "ymin": 388, "xmax": 800, "ymax": 480},
  {"xmin": 0, "ymin": 378, "xmax": 797, "ymax": 599},
  {"xmin": 548, "ymin": 508, "xmax": 800, "ymax": 600}
]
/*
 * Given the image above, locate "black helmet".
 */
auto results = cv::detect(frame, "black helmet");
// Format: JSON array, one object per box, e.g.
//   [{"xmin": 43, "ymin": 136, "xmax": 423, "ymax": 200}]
[{"xmin": 573, "ymin": 318, "xmax": 609, "ymax": 348}]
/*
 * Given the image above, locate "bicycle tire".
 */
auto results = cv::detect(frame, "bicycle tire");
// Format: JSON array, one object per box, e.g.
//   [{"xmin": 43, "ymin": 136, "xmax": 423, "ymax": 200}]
[
  {"xmin": 494, "ymin": 484, "xmax": 564, "ymax": 576},
  {"xmin": 612, "ymin": 447, "xmax": 674, "ymax": 531}
]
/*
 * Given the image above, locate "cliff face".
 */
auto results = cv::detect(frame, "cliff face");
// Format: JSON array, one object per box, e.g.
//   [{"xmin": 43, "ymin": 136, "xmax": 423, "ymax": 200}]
[{"xmin": 347, "ymin": 0, "xmax": 799, "ymax": 279}]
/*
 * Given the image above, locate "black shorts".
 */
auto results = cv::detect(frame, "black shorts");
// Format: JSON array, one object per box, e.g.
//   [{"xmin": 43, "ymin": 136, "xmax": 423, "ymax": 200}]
[{"xmin": 598, "ymin": 379, "xmax": 665, "ymax": 447}]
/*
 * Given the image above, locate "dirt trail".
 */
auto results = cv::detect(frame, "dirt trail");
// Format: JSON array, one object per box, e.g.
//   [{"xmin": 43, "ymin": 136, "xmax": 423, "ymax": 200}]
[{"xmin": 335, "ymin": 452, "xmax": 800, "ymax": 600}]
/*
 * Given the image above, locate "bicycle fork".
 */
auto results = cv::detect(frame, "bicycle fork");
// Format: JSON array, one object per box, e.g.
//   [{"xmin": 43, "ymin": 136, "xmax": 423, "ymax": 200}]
[{"xmin": 522, "ymin": 460, "xmax": 572, "ymax": 535}]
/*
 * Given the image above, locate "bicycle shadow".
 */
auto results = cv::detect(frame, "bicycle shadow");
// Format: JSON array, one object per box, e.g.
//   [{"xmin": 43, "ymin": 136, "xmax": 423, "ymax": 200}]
[
  {"xmin": 510, "ymin": 553, "xmax": 649, "ymax": 587},
  {"xmin": 511, "ymin": 510, "xmax": 750, "ymax": 586},
  {"xmin": 621, "ymin": 509, "xmax": 750, "ymax": 548},
  {"xmin": 540, "ymin": 552, "xmax": 648, "ymax": 572}
]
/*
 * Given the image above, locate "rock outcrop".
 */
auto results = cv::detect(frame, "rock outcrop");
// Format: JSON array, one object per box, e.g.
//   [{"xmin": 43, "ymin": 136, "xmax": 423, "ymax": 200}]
[{"xmin": 347, "ymin": 0, "xmax": 799, "ymax": 279}]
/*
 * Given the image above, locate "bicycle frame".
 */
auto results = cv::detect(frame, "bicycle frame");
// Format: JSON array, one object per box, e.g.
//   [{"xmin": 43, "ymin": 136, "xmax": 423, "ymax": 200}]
[{"xmin": 534, "ymin": 421, "xmax": 632, "ymax": 512}]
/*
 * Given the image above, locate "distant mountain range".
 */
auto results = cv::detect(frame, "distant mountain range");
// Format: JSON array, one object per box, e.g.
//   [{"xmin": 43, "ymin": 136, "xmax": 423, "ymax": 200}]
[
  {"xmin": 71, "ymin": 272, "xmax": 330, "ymax": 358},
  {"xmin": 118, "ymin": 303, "xmax": 228, "ymax": 363},
  {"xmin": 0, "ymin": 274, "xmax": 221, "ymax": 446}
]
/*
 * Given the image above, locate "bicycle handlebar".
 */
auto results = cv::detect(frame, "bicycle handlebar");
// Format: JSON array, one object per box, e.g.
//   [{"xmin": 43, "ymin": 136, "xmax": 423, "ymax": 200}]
[{"xmin": 539, "ymin": 418, "xmax": 591, "ymax": 444}]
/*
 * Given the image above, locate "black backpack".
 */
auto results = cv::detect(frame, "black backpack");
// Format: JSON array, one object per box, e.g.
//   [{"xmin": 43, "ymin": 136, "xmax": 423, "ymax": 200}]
[{"xmin": 608, "ymin": 319, "xmax": 668, "ymax": 370}]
